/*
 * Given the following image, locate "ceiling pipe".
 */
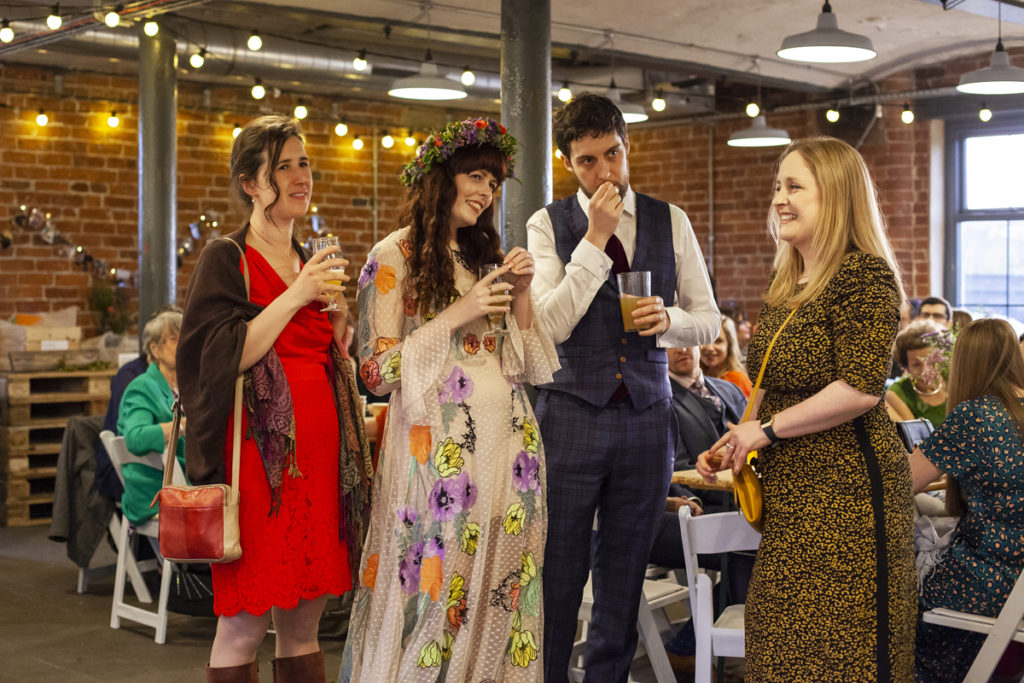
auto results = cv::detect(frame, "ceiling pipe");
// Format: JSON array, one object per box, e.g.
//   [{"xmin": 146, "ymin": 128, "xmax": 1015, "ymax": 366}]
[{"xmin": 0, "ymin": 0, "xmax": 210, "ymax": 56}]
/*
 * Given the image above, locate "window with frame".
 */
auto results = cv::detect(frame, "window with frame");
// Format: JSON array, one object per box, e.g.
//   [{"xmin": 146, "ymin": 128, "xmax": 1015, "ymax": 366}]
[{"xmin": 946, "ymin": 114, "xmax": 1024, "ymax": 327}]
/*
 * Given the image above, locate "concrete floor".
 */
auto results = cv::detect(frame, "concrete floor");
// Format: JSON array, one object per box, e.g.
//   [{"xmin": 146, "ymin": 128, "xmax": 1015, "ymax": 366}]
[
  {"xmin": 0, "ymin": 524, "xmax": 674, "ymax": 683},
  {"xmin": 0, "ymin": 524, "xmax": 344, "ymax": 683}
]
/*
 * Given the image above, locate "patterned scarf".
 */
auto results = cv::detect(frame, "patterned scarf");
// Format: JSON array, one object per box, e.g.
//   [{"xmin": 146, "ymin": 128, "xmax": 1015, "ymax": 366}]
[{"xmin": 242, "ymin": 350, "xmax": 299, "ymax": 515}]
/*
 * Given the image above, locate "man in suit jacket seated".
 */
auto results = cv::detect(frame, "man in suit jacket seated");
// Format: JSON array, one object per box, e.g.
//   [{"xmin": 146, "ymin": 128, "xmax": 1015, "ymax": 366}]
[
  {"xmin": 652, "ymin": 345, "xmax": 753, "ymax": 675},
  {"xmin": 651, "ymin": 344, "xmax": 748, "ymax": 567}
]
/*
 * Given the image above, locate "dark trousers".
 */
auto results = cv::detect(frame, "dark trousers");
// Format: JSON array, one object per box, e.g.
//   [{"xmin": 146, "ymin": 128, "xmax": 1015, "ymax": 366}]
[{"xmin": 537, "ymin": 390, "xmax": 674, "ymax": 683}]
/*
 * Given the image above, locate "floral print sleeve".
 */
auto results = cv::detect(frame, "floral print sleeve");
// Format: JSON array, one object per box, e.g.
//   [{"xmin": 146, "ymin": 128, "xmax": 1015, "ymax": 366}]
[
  {"xmin": 356, "ymin": 230, "xmax": 451, "ymax": 423},
  {"xmin": 920, "ymin": 397, "xmax": 986, "ymax": 481},
  {"xmin": 502, "ymin": 296, "xmax": 560, "ymax": 386}
]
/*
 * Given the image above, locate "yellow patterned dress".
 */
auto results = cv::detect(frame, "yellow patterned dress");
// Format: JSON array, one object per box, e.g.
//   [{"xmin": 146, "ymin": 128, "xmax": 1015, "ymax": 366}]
[
  {"xmin": 744, "ymin": 253, "xmax": 916, "ymax": 682},
  {"xmin": 341, "ymin": 228, "xmax": 559, "ymax": 682}
]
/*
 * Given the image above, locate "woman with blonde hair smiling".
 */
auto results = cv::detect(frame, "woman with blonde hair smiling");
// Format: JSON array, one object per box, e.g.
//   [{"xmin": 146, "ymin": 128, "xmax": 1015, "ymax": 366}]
[
  {"xmin": 697, "ymin": 136, "xmax": 915, "ymax": 681},
  {"xmin": 700, "ymin": 314, "xmax": 753, "ymax": 397}
]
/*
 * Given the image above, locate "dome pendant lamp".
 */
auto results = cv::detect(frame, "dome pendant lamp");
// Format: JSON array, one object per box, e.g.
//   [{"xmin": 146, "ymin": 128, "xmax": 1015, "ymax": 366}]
[
  {"xmin": 777, "ymin": 1, "xmax": 876, "ymax": 64},
  {"xmin": 957, "ymin": 2, "xmax": 1024, "ymax": 95}
]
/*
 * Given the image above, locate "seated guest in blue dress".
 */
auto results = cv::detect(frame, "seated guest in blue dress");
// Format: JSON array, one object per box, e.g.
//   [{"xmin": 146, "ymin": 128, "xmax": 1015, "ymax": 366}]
[
  {"xmin": 116, "ymin": 309, "xmax": 186, "ymax": 525},
  {"xmin": 910, "ymin": 318, "xmax": 1024, "ymax": 682}
]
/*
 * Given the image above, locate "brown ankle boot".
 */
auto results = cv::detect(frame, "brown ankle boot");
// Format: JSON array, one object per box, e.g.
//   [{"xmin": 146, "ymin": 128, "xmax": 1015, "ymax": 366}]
[
  {"xmin": 205, "ymin": 660, "xmax": 258, "ymax": 683},
  {"xmin": 272, "ymin": 650, "xmax": 325, "ymax": 683}
]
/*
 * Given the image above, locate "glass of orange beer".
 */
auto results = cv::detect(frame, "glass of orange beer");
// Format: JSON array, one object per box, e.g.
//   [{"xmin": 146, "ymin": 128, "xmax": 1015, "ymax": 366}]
[{"xmin": 617, "ymin": 271, "xmax": 651, "ymax": 332}]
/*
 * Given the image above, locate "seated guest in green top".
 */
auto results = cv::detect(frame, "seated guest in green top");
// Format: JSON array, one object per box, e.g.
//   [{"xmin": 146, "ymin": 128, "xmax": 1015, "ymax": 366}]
[
  {"xmin": 116, "ymin": 309, "xmax": 186, "ymax": 525},
  {"xmin": 886, "ymin": 318, "xmax": 947, "ymax": 429}
]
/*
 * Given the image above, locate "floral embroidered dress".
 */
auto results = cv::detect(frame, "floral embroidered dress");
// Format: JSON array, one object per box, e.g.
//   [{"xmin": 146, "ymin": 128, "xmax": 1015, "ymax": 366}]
[{"xmin": 341, "ymin": 228, "xmax": 559, "ymax": 682}]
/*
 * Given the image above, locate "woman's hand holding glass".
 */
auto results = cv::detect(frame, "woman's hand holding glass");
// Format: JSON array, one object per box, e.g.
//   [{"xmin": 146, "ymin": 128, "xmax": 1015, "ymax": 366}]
[
  {"xmin": 314, "ymin": 236, "xmax": 349, "ymax": 312},
  {"xmin": 443, "ymin": 264, "xmax": 511, "ymax": 331},
  {"xmin": 286, "ymin": 241, "xmax": 350, "ymax": 312}
]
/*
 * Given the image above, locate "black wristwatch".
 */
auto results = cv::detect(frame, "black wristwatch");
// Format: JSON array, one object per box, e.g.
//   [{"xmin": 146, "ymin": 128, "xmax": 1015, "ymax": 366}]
[{"xmin": 761, "ymin": 417, "xmax": 781, "ymax": 446}]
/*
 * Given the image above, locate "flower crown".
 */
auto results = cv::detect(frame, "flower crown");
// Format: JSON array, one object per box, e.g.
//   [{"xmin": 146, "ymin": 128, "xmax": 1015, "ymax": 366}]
[{"xmin": 400, "ymin": 117, "xmax": 517, "ymax": 187}]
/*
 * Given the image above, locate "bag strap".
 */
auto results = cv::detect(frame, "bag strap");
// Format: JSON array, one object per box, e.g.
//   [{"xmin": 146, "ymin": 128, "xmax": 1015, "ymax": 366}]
[
  {"xmin": 162, "ymin": 237, "xmax": 249, "ymax": 503},
  {"xmin": 741, "ymin": 306, "xmax": 800, "ymax": 423}
]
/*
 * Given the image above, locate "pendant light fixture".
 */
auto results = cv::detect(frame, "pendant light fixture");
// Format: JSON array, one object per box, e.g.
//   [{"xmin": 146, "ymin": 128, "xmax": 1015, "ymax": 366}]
[
  {"xmin": 777, "ymin": 1, "xmax": 876, "ymax": 64},
  {"xmin": 389, "ymin": 7, "xmax": 467, "ymax": 101},
  {"xmin": 607, "ymin": 80, "xmax": 648, "ymax": 124},
  {"xmin": 957, "ymin": 2, "xmax": 1024, "ymax": 95},
  {"xmin": 389, "ymin": 50, "xmax": 467, "ymax": 100},
  {"xmin": 728, "ymin": 60, "xmax": 791, "ymax": 148}
]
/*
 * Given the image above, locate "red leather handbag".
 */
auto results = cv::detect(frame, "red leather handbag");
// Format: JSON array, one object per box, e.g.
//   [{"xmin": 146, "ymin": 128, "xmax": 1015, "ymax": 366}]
[{"xmin": 150, "ymin": 394, "xmax": 242, "ymax": 564}]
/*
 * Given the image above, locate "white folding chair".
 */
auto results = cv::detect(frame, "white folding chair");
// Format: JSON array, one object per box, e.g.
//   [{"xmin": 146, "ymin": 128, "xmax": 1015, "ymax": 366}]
[
  {"xmin": 923, "ymin": 567, "xmax": 1024, "ymax": 682},
  {"xmin": 102, "ymin": 429, "xmax": 184, "ymax": 644},
  {"xmin": 570, "ymin": 571, "xmax": 690, "ymax": 682},
  {"xmin": 679, "ymin": 507, "xmax": 761, "ymax": 683}
]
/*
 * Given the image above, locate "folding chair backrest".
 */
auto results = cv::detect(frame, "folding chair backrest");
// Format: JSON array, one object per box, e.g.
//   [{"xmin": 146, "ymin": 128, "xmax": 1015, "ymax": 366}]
[
  {"xmin": 99, "ymin": 429, "xmax": 183, "ymax": 486},
  {"xmin": 680, "ymin": 508, "xmax": 762, "ymax": 600}
]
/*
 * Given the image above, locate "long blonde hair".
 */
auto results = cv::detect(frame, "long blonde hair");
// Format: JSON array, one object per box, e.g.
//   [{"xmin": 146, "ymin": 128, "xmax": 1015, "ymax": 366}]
[
  {"xmin": 944, "ymin": 318, "xmax": 1024, "ymax": 515},
  {"xmin": 764, "ymin": 137, "xmax": 905, "ymax": 309},
  {"xmin": 701, "ymin": 315, "xmax": 745, "ymax": 377}
]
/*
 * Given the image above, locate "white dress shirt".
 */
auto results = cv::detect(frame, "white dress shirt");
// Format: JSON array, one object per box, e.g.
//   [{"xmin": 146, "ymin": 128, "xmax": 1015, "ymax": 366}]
[{"xmin": 527, "ymin": 186, "xmax": 721, "ymax": 347}]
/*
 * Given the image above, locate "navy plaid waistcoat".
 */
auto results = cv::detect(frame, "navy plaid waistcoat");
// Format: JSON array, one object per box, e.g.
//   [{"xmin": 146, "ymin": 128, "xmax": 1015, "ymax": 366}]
[{"xmin": 540, "ymin": 192, "xmax": 676, "ymax": 410}]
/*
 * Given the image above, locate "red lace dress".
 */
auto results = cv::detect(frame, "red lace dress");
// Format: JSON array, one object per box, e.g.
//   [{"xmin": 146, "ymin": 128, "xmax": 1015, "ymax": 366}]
[{"xmin": 211, "ymin": 246, "xmax": 352, "ymax": 616}]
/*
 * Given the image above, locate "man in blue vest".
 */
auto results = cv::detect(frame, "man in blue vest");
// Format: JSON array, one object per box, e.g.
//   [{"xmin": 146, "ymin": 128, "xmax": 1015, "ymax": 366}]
[{"xmin": 527, "ymin": 93, "xmax": 720, "ymax": 681}]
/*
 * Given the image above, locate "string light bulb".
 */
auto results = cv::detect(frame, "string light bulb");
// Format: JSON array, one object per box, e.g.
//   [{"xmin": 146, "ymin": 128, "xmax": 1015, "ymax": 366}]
[
  {"xmin": 247, "ymin": 30, "xmax": 262, "ymax": 51},
  {"xmin": 461, "ymin": 67, "xmax": 476, "ymax": 87},
  {"xmin": 46, "ymin": 5, "xmax": 61, "ymax": 30},
  {"xmin": 557, "ymin": 82, "xmax": 572, "ymax": 102},
  {"xmin": 0, "ymin": 20, "xmax": 13, "ymax": 43},
  {"xmin": 352, "ymin": 135, "xmax": 364, "ymax": 151},
  {"xmin": 189, "ymin": 49, "xmax": 205, "ymax": 69},
  {"xmin": 104, "ymin": 7, "xmax": 121, "ymax": 28},
  {"xmin": 901, "ymin": 103, "xmax": 914, "ymax": 124},
  {"xmin": 294, "ymin": 103, "xmax": 308, "ymax": 119},
  {"xmin": 334, "ymin": 121, "xmax": 348, "ymax": 137},
  {"xmin": 143, "ymin": 20, "xmax": 158, "ymax": 36},
  {"xmin": 251, "ymin": 79, "xmax": 266, "ymax": 100},
  {"xmin": 107, "ymin": 111, "xmax": 119, "ymax": 128},
  {"xmin": 651, "ymin": 91, "xmax": 667, "ymax": 112},
  {"xmin": 825, "ymin": 107, "xmax": 840, "ymax": 123},
  {"xmin": 232, "ymin": 123, "xmax": 242, "ymax": 138},
  {"xmin": 353, "ymin": 48, "xmax": 368, "ymax": 71},
  {"xmin": 979, "ymin": 105, "xmax": 993, "ymax": 122},
  {"xmin": 555, "ymin": 149, "xmax": 563, "ymax": 159},
  {"xmin": 381, "ymin": 133, "xmax": 394, "ymax": 149},
  {"xmin": 405, "ymin": 135, "xmax": 417, "ymax": 147},
  {"xmin": 36, "ymin": 110, "xmax": 49, "ymax": 126},
  {"xmin": 745, "ymin": 102, "xmax": 760, "ymax": 118}
]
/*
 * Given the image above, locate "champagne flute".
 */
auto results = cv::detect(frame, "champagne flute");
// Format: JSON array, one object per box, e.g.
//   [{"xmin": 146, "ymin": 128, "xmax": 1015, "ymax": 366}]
[
  {"xmin": 480, "ymin": 263, "xmax": 508, "ymax": 337},
  {"xmin": 315, "ymin": 235, "xmax": 346, "ymax": 313}
]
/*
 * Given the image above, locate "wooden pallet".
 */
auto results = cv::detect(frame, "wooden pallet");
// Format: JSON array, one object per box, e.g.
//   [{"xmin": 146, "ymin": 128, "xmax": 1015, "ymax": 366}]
[
  {"xmin": 3, "ymin": 493, "xmax": 55, "ymax": 526},
  {"xmin": 4, "ymin": 469, "xmax": 57, "ymax": 500},
  {"xmin": 1, "ymin": 369, "xmax": 113, "ymax": 403},
  {"xmin": 0, "ymin": 418, "xmax": 74, "ymax": 453}
]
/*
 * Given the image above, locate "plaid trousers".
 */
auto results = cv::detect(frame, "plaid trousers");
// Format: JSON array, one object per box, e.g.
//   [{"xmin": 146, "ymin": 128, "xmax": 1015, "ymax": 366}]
[{"xmin": 537, "ymin": 389, "xmax": 674, "ymax": 682}]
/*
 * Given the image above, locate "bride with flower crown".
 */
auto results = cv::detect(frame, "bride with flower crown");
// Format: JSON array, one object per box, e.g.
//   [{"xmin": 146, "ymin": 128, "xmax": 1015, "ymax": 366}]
[{"xmin": 340, "ymin": 118, "xmax": 559, "ymax": 682}]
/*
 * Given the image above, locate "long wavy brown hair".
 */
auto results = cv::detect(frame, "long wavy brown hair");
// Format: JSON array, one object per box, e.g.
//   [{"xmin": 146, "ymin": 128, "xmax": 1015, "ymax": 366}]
[
  {"xmin": 942, "ymin": 318, "xmax": 1024, "ymax": 515},
  {"xmin": 400, "ymin": 144, "xmax": 507, "ymax": 316}
]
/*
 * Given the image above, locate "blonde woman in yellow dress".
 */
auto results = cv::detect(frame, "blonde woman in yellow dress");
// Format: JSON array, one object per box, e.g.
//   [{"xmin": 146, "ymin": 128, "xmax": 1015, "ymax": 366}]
[{"xmin": 698, "ymin": 136, "xmax": 915, "ymax": 681}]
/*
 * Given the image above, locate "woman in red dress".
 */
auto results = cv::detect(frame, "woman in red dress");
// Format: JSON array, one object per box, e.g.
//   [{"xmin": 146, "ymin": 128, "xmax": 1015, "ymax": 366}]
[{"xmin": 178, "ymin": 115, "xmax": 371, "ymax": 682}]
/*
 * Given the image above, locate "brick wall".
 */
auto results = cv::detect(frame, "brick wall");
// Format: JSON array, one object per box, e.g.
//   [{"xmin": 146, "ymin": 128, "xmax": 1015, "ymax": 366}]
[{"xmin": 2, "ymin": 48, "xmax": 1014, "ymax": 333}]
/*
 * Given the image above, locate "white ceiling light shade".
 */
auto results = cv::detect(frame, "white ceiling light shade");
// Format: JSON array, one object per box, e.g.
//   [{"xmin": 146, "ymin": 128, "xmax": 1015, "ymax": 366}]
[
  {"xmin": 957, "ymin": 43, "xmax": 1024, "ymax": 95},
  {"xmin": 727, "ymin": 115, "xmax": 791, "ymax": 148},
  {"xmin": 389, "ymin": 57, "xmax": 467, "ymax": 101},
  {"xmin": 777, "ymin": 1, "xmax": 876, "ymax": 64},
  {"xmin": 607, "ymin": 82, "xmax": 648, "ymax": 124}
]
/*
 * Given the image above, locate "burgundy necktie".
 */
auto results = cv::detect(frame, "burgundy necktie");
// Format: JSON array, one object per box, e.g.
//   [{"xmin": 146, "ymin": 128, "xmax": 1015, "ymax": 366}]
[
  {"xmin": 607, "ymin": 233, "xmax": 631, "ymax": 404},
  {"xmin": 605, "ymin": 234, "xmax": 630, "ymax": 274}
]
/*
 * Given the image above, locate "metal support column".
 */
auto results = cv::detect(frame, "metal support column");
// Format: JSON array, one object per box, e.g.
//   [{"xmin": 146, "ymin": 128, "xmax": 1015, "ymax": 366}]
[
  {"xmin": 500, "ymin": 0, "xmax": 552, "ymax": 250},
  {"xmin": 137, "ymin": 26, "xmax": 177, "ymax": 330}
]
